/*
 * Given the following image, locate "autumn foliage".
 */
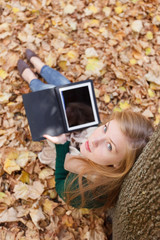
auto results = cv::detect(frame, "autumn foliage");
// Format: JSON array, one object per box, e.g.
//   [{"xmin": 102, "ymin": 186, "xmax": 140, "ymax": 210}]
[{"xmin": 0, "ymin": 0, "xmax": 160, "ymax": 239}]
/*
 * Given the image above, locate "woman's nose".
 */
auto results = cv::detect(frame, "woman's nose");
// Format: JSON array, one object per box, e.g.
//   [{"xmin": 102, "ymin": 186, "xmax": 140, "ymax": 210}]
[{"xmin": 92, "ymin": 137, "xmax": 105, "ymax": 148}]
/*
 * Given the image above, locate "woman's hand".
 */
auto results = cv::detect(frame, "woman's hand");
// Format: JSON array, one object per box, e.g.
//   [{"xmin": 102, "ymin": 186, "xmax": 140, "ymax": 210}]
[{"xmin": 43, "ymin": 134, "xmax": 67, "ymax": 144}]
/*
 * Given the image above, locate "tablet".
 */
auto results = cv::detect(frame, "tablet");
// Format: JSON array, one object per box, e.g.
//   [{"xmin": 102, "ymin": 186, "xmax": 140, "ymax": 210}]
[{"xmin": 23, "ymin": 80, "xmax": 100, "ymax": 141}]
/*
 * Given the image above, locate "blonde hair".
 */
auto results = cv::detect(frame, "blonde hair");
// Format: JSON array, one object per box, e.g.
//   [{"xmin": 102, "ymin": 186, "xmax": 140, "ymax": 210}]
[{"xmin": 65, "ymin": 110, "xmax": 154, "ymax": 209}]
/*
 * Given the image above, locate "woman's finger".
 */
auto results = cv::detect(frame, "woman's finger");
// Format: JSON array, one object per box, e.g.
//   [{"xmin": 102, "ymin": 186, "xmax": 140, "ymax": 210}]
[{"xmin": 43, "ymin": 134, "xmax": 67, "ymax": 144}]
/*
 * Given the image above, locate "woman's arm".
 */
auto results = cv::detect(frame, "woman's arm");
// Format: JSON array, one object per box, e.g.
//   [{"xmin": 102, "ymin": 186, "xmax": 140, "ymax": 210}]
[{"xmin": 55, "ymin": 141, "xmax": 70, "ymax": 200}]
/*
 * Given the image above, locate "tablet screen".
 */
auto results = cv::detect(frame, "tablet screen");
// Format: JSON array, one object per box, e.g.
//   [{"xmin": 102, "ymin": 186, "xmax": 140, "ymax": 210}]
[{"xmin": 59, "ymin": 81, "xmax": 99, "ymax": 131}]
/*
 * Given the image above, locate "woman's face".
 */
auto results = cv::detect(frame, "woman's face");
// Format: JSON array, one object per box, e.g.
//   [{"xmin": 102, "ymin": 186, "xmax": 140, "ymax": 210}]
[{"xmin": 80, "ymin": 120, "xmax": 128, "ymax": 167}]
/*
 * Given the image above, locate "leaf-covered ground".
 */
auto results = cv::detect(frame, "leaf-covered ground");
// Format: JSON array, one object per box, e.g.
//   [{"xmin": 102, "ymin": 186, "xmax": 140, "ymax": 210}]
[{"xmin": 0, "ymin": 0, "xmax": 160, "ymax": 239}]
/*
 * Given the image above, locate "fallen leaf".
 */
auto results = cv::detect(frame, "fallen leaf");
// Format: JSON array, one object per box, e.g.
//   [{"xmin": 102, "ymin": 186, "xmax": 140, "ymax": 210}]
[
  {"xmin": 145, "ymin": 72, "xmax": 160, "ymax": 85},
  {"xmin": 0, "ymin": 207, "xmax": 18, "ymax": 223},
  {"xmin": 30, "ymin": 207, "xmax": 45, "ymax": 229},
  {"xmin": 39, "ymin": 168, "xmax": 54, "ymax": 180},
  {"xmin": 43, "ymin": 198, "xmax": 58, "ymax": 215},
  {"xmin": 0, "ymin": 70, "xmax": 8, "ymax": 80},
  {"xmin": 131, "ymin": 20, "xmax": 143, "ymax": 33},
  {"xmin": 64, "ymin": 4, "xmax": 76, "ymax": 14}
]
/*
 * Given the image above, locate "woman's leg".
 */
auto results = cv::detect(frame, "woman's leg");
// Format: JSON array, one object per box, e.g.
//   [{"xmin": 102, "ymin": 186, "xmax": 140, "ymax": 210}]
[
  {"xmin": 40, "ymin": 65, "xmax": 70, "ymax": 86},
  {"xmin": 20, "ymin": 66, "xmax": 55, "ymax": 92},
  {"xmin": 30, "ymin": 56, "xmax": 70, "ymax": 86},
  {"xmin": 29, "ymin": 79, "xmax": 55, "ymax": 92}
]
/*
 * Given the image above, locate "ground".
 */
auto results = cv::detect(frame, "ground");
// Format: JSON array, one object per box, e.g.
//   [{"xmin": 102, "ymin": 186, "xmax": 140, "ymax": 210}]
[{"xmin": 0, "ymin": 0, "xmax": 160, "ymax": 239}]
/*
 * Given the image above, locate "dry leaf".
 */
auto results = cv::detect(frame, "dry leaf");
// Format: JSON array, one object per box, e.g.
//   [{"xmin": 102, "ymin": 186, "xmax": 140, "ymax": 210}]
[
  {"xmin": 39, "ymin": 168, "xmax": 54, "ymax": 180},
  {"xmin": 30, "ymin": 207, "xmax": 45, "ymax": 229},
  {"xmin": 0, "ymin": 207, "xmax": 18, "ymax": 223},
  {"xmin": 131, "ymin": 20, "xmax": 143, "ymax": 33},
  {"xmin": 145, "ymin": 72, "xmax": 160, "ymax": 85},
  {"xmin": 64, "ymin": 4, "xmax": 76, "ymax": 14}
]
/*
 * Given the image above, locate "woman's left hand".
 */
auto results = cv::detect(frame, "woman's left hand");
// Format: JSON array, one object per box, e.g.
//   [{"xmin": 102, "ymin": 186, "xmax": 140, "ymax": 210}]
[{"xmin": 43, "ymin": 134, "xmax": 67, "ymax": 144}]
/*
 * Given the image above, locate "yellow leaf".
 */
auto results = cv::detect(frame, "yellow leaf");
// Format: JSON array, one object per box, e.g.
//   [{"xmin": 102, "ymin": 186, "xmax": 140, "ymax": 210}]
[
  {"xmin": 131, "ymin": 0, "xmax": 139, "ymax": 3},
  {"xmin": 156, "ymin": 15, "xmax": 160, "ymax": 22},
  {"xmin": 0, "ymin": 93, "xmax": 12, "ymax": 104},
  {"xmin": 7, "ymin": 150, "xmax": 19, "ymax": 160},
  {"xmin": 135, "ymin": 98, "xmax": 141, "ymax": 104},
  {"xmin": 47, "ymin": 177, "xmax": 56, "ymax": 188},
  {"xmin": 86, "ymin": 58, "xmax": 99, "ymax": 71},
  {"xmin": 4, "ymin": 159, "xmax": 20, "ymax": 175},
  {"xmin": 67, "ymin": 50, "xmax": 77, "ymax": 60},
  {"xmin": 12, "ymin": 7, "xmax": 20, "ymax": 13},
  {"xmin": 154, "ymin": 115, "xmax": 160, "ymax": 125},
  {"xmin": 39, "ymin": 168, "xmax": 54, "ymax": 180},
  {"xmin": 119, "ymin": 86, "xmax": 126, "ymax": 92},
  {"xmin": 31, "ymin": 9, "xmax": 39, "ymax": 13},
  {"xmin": 146, "ymin": 31, "xmax": 153, "ymax": 40},
  {"xmin": 58, "ymin": 61, "xmax": 68, "ymax": 71},
  {"xmin": 145, "ymin": 47, "xmax": 151, "ymax": 55},
  {"xmin": 80, "ymin": 208, "xmax": 90, "ymax": 215},
  {"xmin": 90, "ymin": 19, "xmax": 99, "ymax": 27},
  {"xmin": 88, "ymin": 5, "xmax": 98, "ymax": 14},
  {"xmin": 45, "ymin": 52, "xmax": 56, "ymax": 67},
  {"xmin": 49, "ymin": 189, "xmax": 57, "ymax": 199},
  {"xmin": 62, "ymin": 215, "xmax": 74, "ymax": 227},
  {"xmin": 115, "ymin": 6, "xmax": 123, "ymax": 14},
  {"xmin": 130, "ymin": 58, "xmax": 137, "ymax": 65},
  {"xmin": 86, "ymin": 58, "xmax": 104, "ymax": 75},
  {"xmin": 113, "ymin": 107, "xmax": 122, "ymax": 112},
  {"xmin": 19, "ymin": 171, "xmax": 30, "ymax": 184},
  {"xmin": 37, "ymin": 33, "xmax": 43, "ymax": 38},
  {"xmin": 0, "ymin": 69, "xmax": 8, "ymax": 80},
  {"xmin": 43, "ymin": 199, "xmax": 58, "ymax": 215},
  {"xmin": 0, "ymin": 192, "xmax": 7, "ymax": 199},
  {"xmin": 104, "ymin": 94, "xmax": 110, "ymax": 103},
  {"xmin": 148, "ymin": 88, "xmax": 155, "ymax": 98},
  {"xmin": 52, "ymin": 20, "xmax": 57, "ymax": 25},
  {"xmin": 119, "ymin": 101, "xmax": 130, "ymax": 110}
]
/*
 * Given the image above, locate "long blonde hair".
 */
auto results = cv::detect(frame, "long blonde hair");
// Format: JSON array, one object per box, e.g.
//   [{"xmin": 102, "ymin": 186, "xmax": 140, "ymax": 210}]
[{"xmin": 65, "ymin": 110, "xmax": 154, "ymax": 209}]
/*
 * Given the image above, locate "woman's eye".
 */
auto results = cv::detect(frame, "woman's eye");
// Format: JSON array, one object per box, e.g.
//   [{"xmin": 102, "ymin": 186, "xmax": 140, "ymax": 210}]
[{"xmin": 107, "ymin": 143, "xmax": 112, "ymax": 151}]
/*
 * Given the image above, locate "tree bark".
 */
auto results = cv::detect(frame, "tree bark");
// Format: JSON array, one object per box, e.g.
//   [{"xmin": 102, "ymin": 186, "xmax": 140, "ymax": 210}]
[{"xmin": 111, "ymin": 123, "xmax": 160, "ymax": 240}]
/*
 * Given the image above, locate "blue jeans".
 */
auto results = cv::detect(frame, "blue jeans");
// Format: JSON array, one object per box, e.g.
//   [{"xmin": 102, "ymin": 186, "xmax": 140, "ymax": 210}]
[{"xmin": 30, "ymin": 65, "xmax": 70, "ymax": 92}]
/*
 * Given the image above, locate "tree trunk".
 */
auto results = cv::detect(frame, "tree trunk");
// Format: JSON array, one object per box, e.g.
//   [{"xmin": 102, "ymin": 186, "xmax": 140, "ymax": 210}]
[{"xmin": 111, "ymin": 123, "xmax": 160, "ymax": 240}]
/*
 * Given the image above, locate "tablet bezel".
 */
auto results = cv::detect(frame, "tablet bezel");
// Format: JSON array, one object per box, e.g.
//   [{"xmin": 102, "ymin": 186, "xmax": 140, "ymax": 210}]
[{"xmin": 58, "ymin": 80, "xmax": 100, "ymax": 132}]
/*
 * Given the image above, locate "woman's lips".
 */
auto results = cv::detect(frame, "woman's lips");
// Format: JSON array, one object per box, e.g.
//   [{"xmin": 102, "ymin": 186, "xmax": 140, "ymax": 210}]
[{"xmin": 85, "ymin": 140, "xmax": 91, "ymax": 152}]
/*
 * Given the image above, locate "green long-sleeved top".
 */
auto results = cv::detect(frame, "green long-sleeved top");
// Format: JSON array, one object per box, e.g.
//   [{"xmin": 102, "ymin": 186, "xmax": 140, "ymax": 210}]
[{"xmin": 55, "ymin": 141, "xmax": 107, "ymax": 209}]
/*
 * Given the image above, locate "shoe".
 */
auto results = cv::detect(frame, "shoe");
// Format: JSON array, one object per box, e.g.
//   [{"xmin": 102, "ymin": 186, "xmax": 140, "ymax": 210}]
[
  {"xmin": 17, "ymin": 59, "xmax": 30, "ymax": 76},
  {"xmin": 25, "ymin": 49, "xmax": 38, "ymax": 62}
]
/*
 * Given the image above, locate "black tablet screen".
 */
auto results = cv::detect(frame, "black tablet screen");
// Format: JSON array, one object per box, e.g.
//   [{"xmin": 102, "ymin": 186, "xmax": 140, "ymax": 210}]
[{"xmin": 61, "ymin": 86, "xmax": 95, "ymax": 127}]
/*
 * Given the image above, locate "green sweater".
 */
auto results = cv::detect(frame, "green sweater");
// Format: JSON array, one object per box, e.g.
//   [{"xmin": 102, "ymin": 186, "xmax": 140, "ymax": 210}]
[{"xmin": 55, "ymin": 141, "xmax": 106, "ymax": 209}]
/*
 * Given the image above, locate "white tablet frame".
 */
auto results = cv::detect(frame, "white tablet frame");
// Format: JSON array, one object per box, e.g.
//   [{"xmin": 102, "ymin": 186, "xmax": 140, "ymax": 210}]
[{"xmin": 59, "ymin": 81, "xmax": 99, "ymax": 131}]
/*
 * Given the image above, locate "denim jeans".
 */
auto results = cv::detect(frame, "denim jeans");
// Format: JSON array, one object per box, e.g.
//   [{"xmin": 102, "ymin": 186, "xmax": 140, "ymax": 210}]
[{"xmin": 29, "ymin": 65, "xmax": 70, "ymax": 92}]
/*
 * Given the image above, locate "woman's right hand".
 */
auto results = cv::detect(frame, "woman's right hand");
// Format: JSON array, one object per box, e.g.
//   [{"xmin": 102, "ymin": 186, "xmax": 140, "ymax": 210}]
[{"xmin": 43, "ymin": 134, "xmax": 67, "ymax": 144}]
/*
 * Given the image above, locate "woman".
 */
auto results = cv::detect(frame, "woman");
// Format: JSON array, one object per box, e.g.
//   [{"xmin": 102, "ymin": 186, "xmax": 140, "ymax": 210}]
[{"xmin": 17, "ymin": 49, "xmax": 154, "ymax": 209}]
